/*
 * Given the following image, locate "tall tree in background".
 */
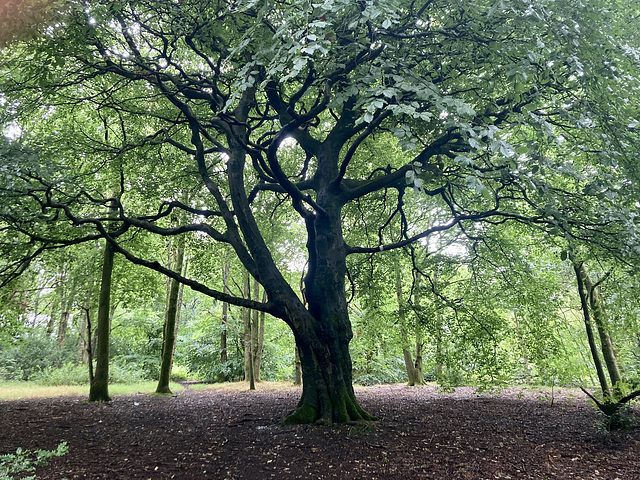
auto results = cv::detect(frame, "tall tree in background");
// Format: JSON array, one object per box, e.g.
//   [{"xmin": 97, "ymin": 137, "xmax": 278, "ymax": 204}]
[
  {"xmin": 88, "ymin": 234, "xmax": 115, "ymax": 402},
  {"xmin": 156, "ymin": 236, "xmax": 186, "ymax": 394},
  {"xmin": 1, "ymin": 0, "xmax": 638, "ymax": 422}
]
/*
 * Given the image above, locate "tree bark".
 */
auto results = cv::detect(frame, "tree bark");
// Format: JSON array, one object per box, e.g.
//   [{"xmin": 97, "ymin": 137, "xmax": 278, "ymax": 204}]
[
  {"xmin": 56, "ymin": 268, "xmax": 70, "ymax": 349},
  {"xmin": 89, "ymin": 239, "xmax": 115, "ymax": 402},
  {"xmin": 582, "ymin": 268, "xmax": 623, "ymax": 395},
  {"xmin": 411, "ymin": 281, "xmax": 425, "ymax": 385},
  {"xmin": 156, "ymin": 237, "xmax": 185, "ymax": 394},
  {"xmin": 396, "ymin": 262, "xmax": 419, "ymax": 385},
  {"xmin": 573, "ymin": 262, "xmax": 611, "ymax": 399},
  {"xmin": 242, "ymin": 271, "xmax": 252, "ymax": 384},
  {"xmin": 219, "ymin": 259, "xmax": 230, "ymax": 381},
  {"xmin": 254, "ymin": 291, "xmax": 266, "ymax": 382},
  {"xmin": 282, "ymin": 201, "xmax": 375, "ymax": 424},
  {"xmin": 251, "ymin": 278, "xmax": 260, "ymax": 382},
  {"xmin": 77, "ymin": 275, "xmax": 95, "ymax": 364}
]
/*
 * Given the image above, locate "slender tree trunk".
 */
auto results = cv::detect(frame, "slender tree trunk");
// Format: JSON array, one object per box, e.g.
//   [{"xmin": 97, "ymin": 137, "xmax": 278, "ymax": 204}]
[
  {"xmin": 574, "ymin": 262, "xmax": 611, "ymax": 399},
  {"xmin": 82, "ymin": 307, "xmax": 95, "ymax": 383},
  {"xmin": 412, "ymin": 281, "xmax": 425, "ymax": 385},
  {"xmin": 77, "ymin": 312, "xmax": 88, "ymax": 363},
  {"xmin": 156, "ymin": 237, "xmax": 185, "ymax": 394},
  {"xmin": 171, "ymin": 261, "xmax": 186, "ymax": 367},
  {"xmin": 89, "ymin": 239, "xmax": 115, "ymax": 402},
  {"xmin": 254, "ymin": 292, "xmax": 266, "ymax": 382},
  {"xmin": 582, "ymin": 269, "xmax": 623, "ymax": 395},
  {"xmin": 55, "ymin": 269, "xmax": 69, "ymax": 349},
  {"xmin": 242, "ymin": 271, "xmax": 252, "ymax": 385},
  {"xmin": 45, "ymin": 297, "xmax": 56, "ymax": 335},
  {"xmin": 219, "ymin": 259, "xmax": 230, "ymax": 381},
  {"xmin": 396, "ymin": 262, "xmax": 418, "ymax": 385},
  {"xmin": 77, "ymin": 272, "xmax": 95, "ymax": 363},
  {"xmin": 249, "ymin": 278, "xmax": 266, "ymax": 382},
  {"xmin": 435, "ymin": 329, "xmax": 443, "ymax": 381},
  {"xmin": 396, "ymin": 263, "xmax": 425, "ymax": 385}
]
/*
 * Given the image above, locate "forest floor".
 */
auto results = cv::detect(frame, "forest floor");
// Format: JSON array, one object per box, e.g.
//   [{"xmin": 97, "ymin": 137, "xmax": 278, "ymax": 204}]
[{"xmin": 1, "ymin": 383, "xmax": 639, "ymax": 480}]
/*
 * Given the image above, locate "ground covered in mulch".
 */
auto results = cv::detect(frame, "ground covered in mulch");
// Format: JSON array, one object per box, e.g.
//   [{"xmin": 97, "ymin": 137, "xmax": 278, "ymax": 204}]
[{"xmin": 1, "ymin": 383, "xmax": 639, "ymax": 479}]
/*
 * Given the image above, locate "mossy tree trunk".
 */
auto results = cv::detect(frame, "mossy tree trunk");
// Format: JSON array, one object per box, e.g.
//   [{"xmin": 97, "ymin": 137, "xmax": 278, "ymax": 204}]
[
  {"xmin": 219, "ymin": 259, "xmax": 230, "ymax": 381},
  {"xmin": 573, "ymin": 262, "xmax": 611, "ymax": 399},
  {"xmin": 582, "ymin": 266, "xmax": 622, "ymax": 395},
  {"xmin": 89, "ymin": 238, "xmax": 115, "ymax": 402},
  {"xmin": 282, "ymin": 202, "xmax": 375, "ymax": 424},
  {"xmin": 242, "ymin": 271, "xmax": 252, "ymax": 386},
  {"xmin": 156, "ymin": 236, "xmax": 185, "ymax": 394}
]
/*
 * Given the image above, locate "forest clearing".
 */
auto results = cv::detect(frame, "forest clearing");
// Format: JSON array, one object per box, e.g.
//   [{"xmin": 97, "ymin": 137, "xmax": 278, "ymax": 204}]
[{"xmin": 1, "ymin": 383, "xmax": 639, "ymax": 480}]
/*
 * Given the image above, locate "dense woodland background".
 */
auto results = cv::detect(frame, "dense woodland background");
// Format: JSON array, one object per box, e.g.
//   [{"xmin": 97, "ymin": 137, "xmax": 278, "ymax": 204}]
[{"xmin": 0, "ymin": 0, "xmax": 639, "ymax": 424}]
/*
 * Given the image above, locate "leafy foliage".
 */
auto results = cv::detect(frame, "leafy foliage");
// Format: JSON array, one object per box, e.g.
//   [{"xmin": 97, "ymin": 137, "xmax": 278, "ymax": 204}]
[{"xmin": 0, "ymin": 441, "xmax": 67, "ymax": 480}]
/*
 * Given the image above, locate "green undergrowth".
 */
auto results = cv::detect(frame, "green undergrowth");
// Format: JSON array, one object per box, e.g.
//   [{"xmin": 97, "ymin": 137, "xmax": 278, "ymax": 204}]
[{"xmin": 0, "ymin": 442, "xmax": 68, "ymax": 480}]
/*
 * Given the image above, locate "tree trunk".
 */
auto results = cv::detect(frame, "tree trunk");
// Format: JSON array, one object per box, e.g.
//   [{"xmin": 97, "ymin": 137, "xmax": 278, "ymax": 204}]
[
  {"xmin": 396, "ymin": 263, "xmax": 425, "ymax": 385},
  {"xmin": 225, "ymin": 138, "xmax": 373, "ymax": 423},
  {"xmin": 573, "ymin": 262, "xmax": 611, "ymax": 399},
  {"xmin": 56, "ymin": 269, "xmax": 70, "ymax": 349},
  {"xmin": 282, "ymin": 204, "xmax": 375, "ymax": 424},
  {"xmin": 156, "ymin": 237, "xmax": 185, "ymax": 394},
  {"xmin": 172, "ymin": 261, "xmax": 186, "ymax": 365},
  {"xmin": 254, "ymin": 292, "xmax": 266, "ymax": 382},
  {"xmin": 242, "ymin": 271, "xmax": 253, "ymax": 386},
  {"xmin": 89, "ymin": 238, "xmax": 115, "ymax": 402},
  {"xmin": 582, "ymin": 268, "xmax": 623, "ymax": 395},
  {"xmin": 411, "ymin": 281, "xmax": 425, "ymax": 385},
  {"xmin": 396, "ymin": 262, "xmax": 418, "ymax": 385},
  {"xmin": 219, "ymin": 259, "xmax": 230, "ymax": 381},
  {"xmin": 77, "ymin": 311, "xmax": 88, "ymax": 363},
  {"xmin": 77, "ymin": 276, "xmax": 95, "ymax": 364},
  {"xmin": 251, "ymin": 279, "xmax": 260, "ymax": 382}
]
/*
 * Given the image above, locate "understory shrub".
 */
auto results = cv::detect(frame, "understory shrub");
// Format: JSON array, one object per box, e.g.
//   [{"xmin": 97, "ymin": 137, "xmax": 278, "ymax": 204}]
[
  {"xmin": 113, "ymin": 354, "xmax": 159, "ymax": 380},
  {"xmin": 30, "ymin": 362, "xmax": 144, "ymax": 386},
  {"xmin": 353, "ymin": 357, "xmax": 405, "ymax": 386},
  {"xmin": 0, "ymin": 442, "xmax": 68, "ymax": 480},
  {"xmin": 0, "ymin": 333, "xmax": 77, "ymax": 381},
  {"xmin": 176, "ymin": 333, "xmax": 245, "ymax": 382},
  {"xmin": 31, "ymin": 363, "xmax": 88, "ymax": 386}
]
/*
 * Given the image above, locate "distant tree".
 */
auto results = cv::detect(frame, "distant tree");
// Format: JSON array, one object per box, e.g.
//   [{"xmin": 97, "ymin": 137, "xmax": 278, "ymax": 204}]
[{"xmin": 156, "ymin": 236, "xmax": 186, "ymax": 394}]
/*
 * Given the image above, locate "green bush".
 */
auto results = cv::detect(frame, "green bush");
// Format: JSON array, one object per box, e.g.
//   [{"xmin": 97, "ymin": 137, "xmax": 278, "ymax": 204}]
[
  {"xmin": 353, "ymin": 357, "xmax": 405, "ymax": 386},
  {"xmin": 30, "ymin": 362, "xmax": 144, "ymax": 386},
  {"xmin": 107, "ymin": 363, "xmax": 145, "ymax": 384},
  {"xmin": 31, "ymin": 363, "xmax": 88, "ymax": 386},
  {"xmin": 112, "ymin": 354, "xmax": 159, "ymax": 380},
  {"xmin": 0, "ymin": 332, "xmax": 77, "ymax": 381},
  {"xmin": 169, "ymin": 364, "xmax": 190, "ymax": 382},
  {"xmin": 176, "ymin": 332, "xmax": 244, "ymax": 382},
  {"xmin": 0, "ymin": 442, "xmax": 68, "ymax": 480}
]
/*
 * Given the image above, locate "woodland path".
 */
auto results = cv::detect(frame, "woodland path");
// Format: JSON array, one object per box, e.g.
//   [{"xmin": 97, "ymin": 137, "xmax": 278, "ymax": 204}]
[{"xmin": 1, "ymin": 384, "xmax": 639, "ymax": 479}]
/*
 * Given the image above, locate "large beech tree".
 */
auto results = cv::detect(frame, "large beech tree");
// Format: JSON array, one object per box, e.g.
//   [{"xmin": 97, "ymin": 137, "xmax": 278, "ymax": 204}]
[{"xmin": 1, "ymin": 0, "xmax": 638, "ymax": 423}]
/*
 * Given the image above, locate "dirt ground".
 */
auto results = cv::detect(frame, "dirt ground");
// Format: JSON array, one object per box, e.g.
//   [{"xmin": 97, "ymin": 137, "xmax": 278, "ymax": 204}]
[{"xmin": 1, "ymin": 383, "xmax": 639, "ymax": 479}]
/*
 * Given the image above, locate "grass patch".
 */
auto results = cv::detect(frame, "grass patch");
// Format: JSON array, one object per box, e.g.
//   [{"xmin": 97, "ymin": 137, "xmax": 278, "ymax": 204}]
[
  {"xmin": 0, "ymin": 381, "xmax": 183, "ymax": 401},
  {"xmin": 189, "ymin": 381, "xmax": 301, "ymax": 392}
]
